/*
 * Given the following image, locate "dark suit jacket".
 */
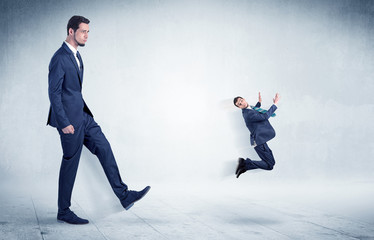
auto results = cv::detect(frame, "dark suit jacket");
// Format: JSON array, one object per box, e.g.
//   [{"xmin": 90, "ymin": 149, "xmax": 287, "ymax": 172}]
[
  {"xmin": 242, "ymin": 102, "xmax": 277, "ymax": 146},
  {"xmin": 47, "ymin": 42, "xmax": 93, "ymax": 129}
]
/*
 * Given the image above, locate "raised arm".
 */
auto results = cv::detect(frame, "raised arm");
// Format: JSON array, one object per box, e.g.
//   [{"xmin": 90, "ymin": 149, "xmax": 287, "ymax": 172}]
[
  {"xmin": 255, "ymin": 92, "xmax": 262, "ymax": 108},
  {"xmin": 245, "ymin": 105, "xmax": 277, "ymax": 122},
  {"xmin": 273, "ymin": 93, "xmax": 280, "ymax": 105}
]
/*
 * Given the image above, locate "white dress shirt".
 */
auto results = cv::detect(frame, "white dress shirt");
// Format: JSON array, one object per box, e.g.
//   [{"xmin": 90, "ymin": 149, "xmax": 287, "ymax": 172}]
[{"xmin": 64, "ymin": 41, "xmax": 80, "ymax": 68}]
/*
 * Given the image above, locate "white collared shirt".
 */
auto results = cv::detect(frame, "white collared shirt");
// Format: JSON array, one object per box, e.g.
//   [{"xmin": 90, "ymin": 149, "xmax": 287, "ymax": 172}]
[{"xmin": 64, "ymin": 41, "xmax": 80, "ymax": 68}]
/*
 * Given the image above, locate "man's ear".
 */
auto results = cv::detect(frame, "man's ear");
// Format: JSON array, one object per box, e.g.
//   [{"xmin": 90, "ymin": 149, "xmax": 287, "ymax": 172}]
[{"xmin": 68, "ymin": 28, "xmax": 74, "ymax": 36}]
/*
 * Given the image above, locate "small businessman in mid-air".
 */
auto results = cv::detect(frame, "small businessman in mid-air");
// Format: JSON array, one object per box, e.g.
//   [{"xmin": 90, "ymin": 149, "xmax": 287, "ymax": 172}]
[{"xmin": 233, "ymin": 92, "xmax": 280, "ymax": 178}]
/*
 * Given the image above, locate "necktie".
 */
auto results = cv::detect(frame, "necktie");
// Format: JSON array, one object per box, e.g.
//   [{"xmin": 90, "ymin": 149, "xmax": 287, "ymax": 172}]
[
  {"xmin": 250, "ymin": 105, "xmax": 276, "ymax": 117},
  {"xmin": 76, "ymin": 51, "xmax": 83, "ymax": 72}
]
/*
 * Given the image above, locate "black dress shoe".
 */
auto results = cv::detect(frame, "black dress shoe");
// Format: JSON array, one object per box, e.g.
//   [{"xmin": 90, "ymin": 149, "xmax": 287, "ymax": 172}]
[
  {"xmin": 236, "ymin": 158, "xmax": 245, "ymax": 174},
  {"xmin": 57, "ymin": 210, "xmax": 89, "ymax": 224},
  {"xmin": 121, "ymin": 186, "xmax": 151, "ymax": 210},
  {"xmin": 236, "ymin": 167, "xmax": 247, "ymax": 178}
]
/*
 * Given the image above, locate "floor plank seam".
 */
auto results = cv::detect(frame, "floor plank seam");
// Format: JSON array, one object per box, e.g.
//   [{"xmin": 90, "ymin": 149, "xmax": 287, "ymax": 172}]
[
  {"xmin": 130, "ymin": 211, "xmax": 169, "ymax": 239},
  {"xmin": 73, "ymin": 199, "xmax": 110, "ymax": 240},
  {"xmin": 186, "ymin": 196, "xmax": 294, "ymax": 239},
  {"xmin": 303, "ymin": 220, "xmax": 369, "ymax": 240},
  {"xmin": 240, "ymin": 199, "xmax": 374, "ymax": 238},
  {"xmin": 30, "ymin": 197, "xmax": 45, "ymax": 240},
  {"xmin": 230, "ymin": 200, "xmax": 347, "ymax": 239},
  {"xmin": 157, "ymin": 198, "xmax": 235, "ymax": 239}
]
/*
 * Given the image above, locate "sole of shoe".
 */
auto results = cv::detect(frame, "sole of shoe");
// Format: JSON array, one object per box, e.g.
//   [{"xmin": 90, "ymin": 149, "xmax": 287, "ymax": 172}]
[
  {"xmin": 236, "ymin": 158, "xmax": 244, "ymax": 174},
  {"xmin": 125, "ymin": 186, "xmax": 151, "ymax": 211},
  {"xmin": 125, "ymin": 202, "xmax": 134, "ymax": 211},
  {"xmin": 236, "ymin": 168, "xmax": 247, "ymax": 178},
  {"xmin": 57, "ymin": 219, "xmax": 89, "ymax": 224}
]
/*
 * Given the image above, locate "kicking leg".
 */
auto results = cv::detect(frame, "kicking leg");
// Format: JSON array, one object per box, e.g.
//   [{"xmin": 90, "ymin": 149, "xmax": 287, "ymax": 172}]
[{"xmin": 83, "ymin": 114, "xmax": 150, "ymax": 210}]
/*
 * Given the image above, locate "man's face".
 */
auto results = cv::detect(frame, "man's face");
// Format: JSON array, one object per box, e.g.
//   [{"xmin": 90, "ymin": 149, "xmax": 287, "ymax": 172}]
[
  {"xmin": 73, "ymin": 23, "xmax": 89, "ymax": 47},
  {"xmin": 235, "ymin": 98, "xmax": 248, "ymax": 109}
]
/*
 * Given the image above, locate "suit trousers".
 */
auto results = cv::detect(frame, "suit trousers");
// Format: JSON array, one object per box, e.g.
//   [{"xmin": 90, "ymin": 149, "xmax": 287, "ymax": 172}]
[
  {"xmin": 57, "ymin": 112, "xmax": 128, "ymax": 213},
  {"xmin": 245, "ymin": 143, "xmax": 275, "ymax": 171}
]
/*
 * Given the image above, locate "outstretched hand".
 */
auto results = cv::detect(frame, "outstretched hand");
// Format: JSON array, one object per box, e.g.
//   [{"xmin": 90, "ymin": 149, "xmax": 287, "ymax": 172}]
[
  {"xmin": 258, "ymin": 92, "xmax": 262, "ymax": 103},
  {"xmin": 273, "ymin": 93, "xmax": 280, "ymax": 105}
]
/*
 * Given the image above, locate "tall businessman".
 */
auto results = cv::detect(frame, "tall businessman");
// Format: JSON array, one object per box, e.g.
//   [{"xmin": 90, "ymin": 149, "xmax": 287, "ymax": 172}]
[
  {"xmin": 47, "ymin": 16, "xmax": 150, "ymax": 224},
  {"xmin": 233, "ymin": 93, "xmax": 280, "ymax": 178}
]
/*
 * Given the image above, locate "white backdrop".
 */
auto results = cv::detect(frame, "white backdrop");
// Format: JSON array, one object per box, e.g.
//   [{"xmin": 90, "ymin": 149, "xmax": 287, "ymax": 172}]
[{"xmin": 1, "ymin": 0, "xmax": 374, "ymax": 188}]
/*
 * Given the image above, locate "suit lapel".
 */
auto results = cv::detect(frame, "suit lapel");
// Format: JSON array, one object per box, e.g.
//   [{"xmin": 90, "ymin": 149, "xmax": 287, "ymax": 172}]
[{"xmin": 62, "ymin": 43, "xmax": 83, "ymax": 87}]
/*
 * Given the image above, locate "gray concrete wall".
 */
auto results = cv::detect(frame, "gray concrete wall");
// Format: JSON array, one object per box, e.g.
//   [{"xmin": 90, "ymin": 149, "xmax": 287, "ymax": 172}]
[{"xmin": 1, "ymin": 0, "xmax": 373, "ymax": 186}]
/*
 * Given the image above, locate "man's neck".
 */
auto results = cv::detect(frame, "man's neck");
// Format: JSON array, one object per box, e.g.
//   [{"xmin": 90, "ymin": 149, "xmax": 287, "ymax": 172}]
[
  {"xmin": 65, "ymin": 38, "xmax": 78, "ymax": 50},
  {"xmin": 64, "ymin": 40, "xmax": 78, "ymax": 55}
]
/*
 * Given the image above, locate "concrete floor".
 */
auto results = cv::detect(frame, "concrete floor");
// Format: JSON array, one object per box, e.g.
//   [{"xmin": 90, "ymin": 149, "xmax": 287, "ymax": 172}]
[{"xmin": 1, "ymin": 178, "xmax": 374, "ymax": 240}]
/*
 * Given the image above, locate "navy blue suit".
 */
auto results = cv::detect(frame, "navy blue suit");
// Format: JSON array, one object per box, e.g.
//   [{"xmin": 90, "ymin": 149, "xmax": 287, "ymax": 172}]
[
  {"xmin": 47, "ymin": 42, "xmax": 128, "ymax": 213},
  {"xmin": 241, "ymin": 102, "xmax": 277, "ymax": 170},
  {"xmin": 47, "ymin": 43, "xmax": 92, "ymax": 129}
]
